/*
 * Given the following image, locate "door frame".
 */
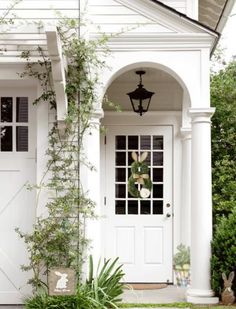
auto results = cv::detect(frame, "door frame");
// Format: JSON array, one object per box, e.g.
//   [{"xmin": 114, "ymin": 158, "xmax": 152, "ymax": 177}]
[{"xmin": 100, "ymin": 111, "xmax": 182, "ymax": 283}]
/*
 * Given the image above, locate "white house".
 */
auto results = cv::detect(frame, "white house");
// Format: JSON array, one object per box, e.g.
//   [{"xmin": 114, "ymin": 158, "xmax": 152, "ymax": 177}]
[{"xmin": 0, "ymin": 0, "xmax": 235, "ymax": 305}]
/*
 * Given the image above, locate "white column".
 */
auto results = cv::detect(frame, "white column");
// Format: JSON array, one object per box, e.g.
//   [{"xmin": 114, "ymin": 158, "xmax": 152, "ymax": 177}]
[
  {"xmin": 186, "ymin": 108, "xmax": 218, "ymax": 304},
  {"xmin": 180, "ymin": 128, "xmax": 191, "ymax": 246},
  {"xmin": 82, "ymin": 109, "xmax": 104, "ymax": 268}
]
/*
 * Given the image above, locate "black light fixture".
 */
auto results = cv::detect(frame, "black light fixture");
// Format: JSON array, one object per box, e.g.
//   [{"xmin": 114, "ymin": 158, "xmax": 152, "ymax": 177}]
[{"xmin": 127, "ymin": 70, "xmax": 155, "ymax": 116}]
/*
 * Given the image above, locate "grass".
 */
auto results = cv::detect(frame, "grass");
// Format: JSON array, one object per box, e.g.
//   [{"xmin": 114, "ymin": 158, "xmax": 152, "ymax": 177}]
[
  {"xmin": 118, "ymin": 303, "xmax": 190, "ymax": 308},
  {"xmin": 119, "ymin": 304, "xmax": 236, "ymax": 308}
]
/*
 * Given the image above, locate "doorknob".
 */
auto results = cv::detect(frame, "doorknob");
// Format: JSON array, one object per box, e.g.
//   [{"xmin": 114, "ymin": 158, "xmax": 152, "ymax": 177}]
[{"xmin": 166, "ymin": 213, "xmax": 171, "ymax": 218}]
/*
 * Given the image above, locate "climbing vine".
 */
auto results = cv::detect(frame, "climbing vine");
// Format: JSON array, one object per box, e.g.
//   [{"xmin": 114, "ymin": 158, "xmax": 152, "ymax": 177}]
[
  {"xmin": 0, "ymin": 0, "xmax": 21, "ymax": 26},
  {"xmin": 16, "ymin": 18, "xmax": 111, "ymax": 291}
]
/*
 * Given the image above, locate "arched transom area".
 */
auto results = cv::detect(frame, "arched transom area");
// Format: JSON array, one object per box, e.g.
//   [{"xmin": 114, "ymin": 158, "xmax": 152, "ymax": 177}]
[{"xmin": 105, "ymin": 67, "xmax": 183, "ymax": 112}]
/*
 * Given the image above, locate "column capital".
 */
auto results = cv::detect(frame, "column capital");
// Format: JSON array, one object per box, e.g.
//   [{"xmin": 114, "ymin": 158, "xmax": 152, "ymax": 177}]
[
  {"xmin": 188, "ymin": 108, "xmax": 215, "ymax": 124},
  {"xmin": 91, "ymin": 108, "xmax": 104, "ymax": 120},
  {"xmin": 89, "ymin": 108, "xmax": 104, "ymax": 125},
  {"xmin": 180, "ymin": 127, "xmax": 192, "ymax": 140}
]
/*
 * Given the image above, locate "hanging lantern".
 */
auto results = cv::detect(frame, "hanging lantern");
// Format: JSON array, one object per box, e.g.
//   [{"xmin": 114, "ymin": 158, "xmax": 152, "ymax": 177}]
[{"xmin": 127, "ymin": 70, "xmax": 155, "ymax": 116}]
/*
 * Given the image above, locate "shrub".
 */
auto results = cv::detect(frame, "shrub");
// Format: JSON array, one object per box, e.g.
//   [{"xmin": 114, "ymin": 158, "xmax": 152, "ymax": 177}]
[
  {"xmin": 211, "ymin": 210, "xmax": 236, "ymax": 295},
  {"xmin": 211, "ymin": 60, "xmax": 236, "ymax": 222},
  {"xmin": 25, "ymin": 256, "xmax": 125, "ymax": 308},
  {"xmin": 24, "ymin": 294, "xmax": 78, "ymax": 309}
]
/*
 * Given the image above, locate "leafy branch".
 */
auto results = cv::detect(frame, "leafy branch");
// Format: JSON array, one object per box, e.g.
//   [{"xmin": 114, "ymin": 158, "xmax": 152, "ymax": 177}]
[{"xmin": 16, "ymin": 19, "xmax": 110, "ymax": 292}]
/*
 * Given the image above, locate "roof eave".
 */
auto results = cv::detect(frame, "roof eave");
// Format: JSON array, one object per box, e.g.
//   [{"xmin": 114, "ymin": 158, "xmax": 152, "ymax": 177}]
[{"xmin": 215, "ymin": 0, "xmax": 235, "ymax": 33}]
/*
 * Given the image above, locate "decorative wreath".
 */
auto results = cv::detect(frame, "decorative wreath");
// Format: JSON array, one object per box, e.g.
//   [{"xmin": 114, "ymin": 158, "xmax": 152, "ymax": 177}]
[{"xmin": 128, "ymin": 151, "xmax": 152, "ymax": 198}]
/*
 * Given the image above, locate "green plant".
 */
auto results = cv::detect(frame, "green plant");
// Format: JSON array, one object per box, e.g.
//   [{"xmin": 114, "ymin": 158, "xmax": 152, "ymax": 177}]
[
  {"xmin": 86, "ymin": 255, "xmax": 125, "ymax": 308},
  {"xmin": 118, "ymin": 303, "xmax": 192, "ymax": 308},
  {"xmin": 24, "ymin": 257, "xmax": 125, "ymax": 309},
  {"xmin": 24, "ymin": 294, "xmax": 78, "ymax": 309},
  {"xmin": 211, "ymin": 60, "xmax": 236, "ymax": 223},
  {"xmin": 173, "ymin": 244, "xmax": 190, "ymax": 287},
  {"xmin": 173, "ymin": 244, "xmax": 190, "ymax": 269},
  {"xmin": 211, "ymin": 209, "xmax": 236, "ymax": 296},
  {"xmin": 0, "ymin": 0, "xmax": 21, "ymax": 26},
  {"xmin": 16, "ymin": 17, "xmax": 111, "ymax": 291}
]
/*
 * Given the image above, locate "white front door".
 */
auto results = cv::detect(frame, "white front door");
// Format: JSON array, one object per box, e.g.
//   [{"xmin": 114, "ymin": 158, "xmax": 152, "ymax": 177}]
[
  {"xmin": 0, "ymin": 90, "xmax": 36, "ymax": 304},
  {"xmin": 104, "ymin": 125, "xmax": 173, "ymax": 283}
]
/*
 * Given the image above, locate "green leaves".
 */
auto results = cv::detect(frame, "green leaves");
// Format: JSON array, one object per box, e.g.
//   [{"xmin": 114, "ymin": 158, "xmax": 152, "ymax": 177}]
[
  {"xmin": 85, "ymin": 255, "xmax": 125, "ymax": 308},
  {"xmin": 24, "ymin": 257, "xmax": 125, "ymax": 309},
  {"xmin": 17, "ymin": 17, "xmax": 111, "ymax": 293},
  {"xmin": 211, "ymin": 210, "xmax": 236, "ymax": 295},
  {"xmin": 24, "ymin": 294, "xmax": 78, "ymax": 309},
  {"xmin": 211, "ymin": 60, "xmax": 236, "ymax": 221},
  {"xmin": 173, "ymin": 244, "xmax": 190, "ymax": 269}
]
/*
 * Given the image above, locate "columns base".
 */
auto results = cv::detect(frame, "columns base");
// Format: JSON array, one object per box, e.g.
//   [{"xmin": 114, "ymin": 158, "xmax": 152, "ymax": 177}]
[{"xmin": 186, "ymin": 289, "xmax": 219, "ymax": 304}]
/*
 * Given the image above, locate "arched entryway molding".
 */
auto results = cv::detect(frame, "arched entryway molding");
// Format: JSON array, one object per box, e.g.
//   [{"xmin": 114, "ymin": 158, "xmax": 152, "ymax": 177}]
[{"xmin": 97, "ymin": 55, "xmax": 194, "ymax": 115}]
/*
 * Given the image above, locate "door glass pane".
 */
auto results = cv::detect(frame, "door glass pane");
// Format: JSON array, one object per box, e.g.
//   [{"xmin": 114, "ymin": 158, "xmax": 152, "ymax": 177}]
[
  {"xmin": 128, "ymin": 200, "xmax": 138, "ymax": 214},
  {"xmin": 153, "ymin": 200, "xmax": 163, "ymax": 214},
  {"xmin": 114, "ymin": 134, "xmax": 165, "ymax": 217},
  {"xmin": 153, "ymin": 168, "xmax": 163, "ymax": 182},
  {"xmin": 145, "ymin": 152, "xmax": 151, "ymax": 166},
  {"xmin": 1, "ymin": 97, "xmax": 13, "ymax": 122},
  {"xmin": 16, "ymin": 97, "xmax": 28, "ymax": 122},
  {"xmin": 116, "ymin": 200, "xmax": 126, "ymax": 214},
  {"xmin": 116, "ymin": 168, "xmax": 126, "ymax": 182},
  {"xmin": 153, "ymin": 136, "xmax": 163, "ymax": 150},
  {"xmin": 16, "ymin": 126, "xmax": 28, "ymax": 151},
  {"xmin": 153, "ymin": 184, "xmax": 163, "ymax": 198},
  {"xmin": 0, "ymin": 126, "xmax": 12, "ymax": 151},
  {"xmin": 141, "ymin": 135, "xmax": 151, "ymax": 150},
  {"xmin": 153, "ymin": 152, "xmax": 163, "ymax": 166},
  {"xmin": 128, "ymin": 136, "xmax": 138, "ymax": 149},
  {"xmin": 116, "ymin": 152, "xmax": 126, "ymax": 166},
  {"xmin": 141, "ymin": 200, "xmax": 151, "ymax": 214},
  {"xmin": 115, "ymin": 184, "xmax": 126, "ymax": 198},
  {"xmin": 116, "ymin": 136, "xmax": 126, "ymax": 150}
]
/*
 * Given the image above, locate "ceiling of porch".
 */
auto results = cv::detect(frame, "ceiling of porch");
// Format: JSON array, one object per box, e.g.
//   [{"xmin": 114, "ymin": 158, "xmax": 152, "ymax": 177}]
[
  {"xmin": 105, "ymin": 68, "xmax": 183, "ymax": 112},
  {"xmin": 199, "ymin": 0, "xmax": 228, "ymax": 30}
]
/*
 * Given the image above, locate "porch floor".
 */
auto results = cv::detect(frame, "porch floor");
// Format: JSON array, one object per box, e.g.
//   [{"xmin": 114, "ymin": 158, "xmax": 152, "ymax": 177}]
[{"xmin": 122, "ymin": 285, "xmax": 187, "ymax": 304}]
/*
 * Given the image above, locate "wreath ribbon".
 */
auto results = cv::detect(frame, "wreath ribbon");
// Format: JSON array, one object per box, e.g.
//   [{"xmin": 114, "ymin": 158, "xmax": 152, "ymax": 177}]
[{"xmin": 133, "ymin": 173, "xmax": 149, "ymax": 185}]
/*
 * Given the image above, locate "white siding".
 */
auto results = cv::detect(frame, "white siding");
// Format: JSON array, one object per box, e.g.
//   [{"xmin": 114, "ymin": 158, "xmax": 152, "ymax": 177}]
[
  {"xmin": 88, "ymin": 0, "xmax": 174, "ymax": 34},
  {"xmin": 160, "ymin": 0, "xmax": 187, "ymax": 14},
  {"xmin": 0, "ymin": 0, "xmax": 78, "ymax": 60},
  {"xmin": 0, "ymin": 0, "xmax": 79, "ymax": 21},
  {"xmin": 0, "ymin": 0, "xmax": 199, "ymax": 61}
]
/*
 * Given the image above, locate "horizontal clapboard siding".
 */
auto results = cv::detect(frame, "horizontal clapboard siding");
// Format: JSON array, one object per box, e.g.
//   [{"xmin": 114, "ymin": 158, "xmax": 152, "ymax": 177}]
[
  {"xmin": 0, "ymin": 0, "xmax": 188, "ymax": 60},
  {"xmin": 0, "ymin": 0, "xmax": 79, "ymax": 10},
  {"xmin": 160, "ymin": 0, "xmax": 187, "ymax": 14},
  {"xmin": 0, "ymin": 0, "xmax": 79, "ymax": 24},
  {"xmin": 88, "ymin": 1, "xmax": 175, "ymax": 34}
]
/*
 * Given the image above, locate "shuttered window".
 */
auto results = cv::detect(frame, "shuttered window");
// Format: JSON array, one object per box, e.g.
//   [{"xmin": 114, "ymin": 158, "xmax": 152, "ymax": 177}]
[{"xmin": 0, "ymin": 97, "xmax": 29, "ymax": 152}]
